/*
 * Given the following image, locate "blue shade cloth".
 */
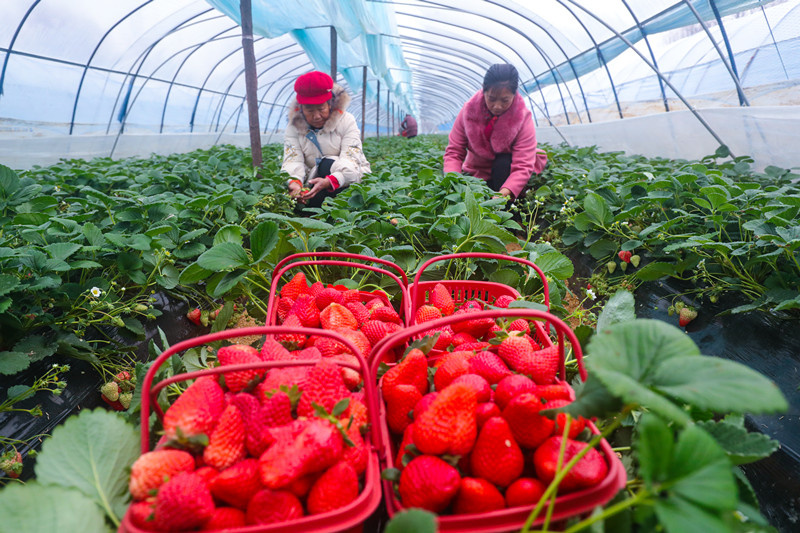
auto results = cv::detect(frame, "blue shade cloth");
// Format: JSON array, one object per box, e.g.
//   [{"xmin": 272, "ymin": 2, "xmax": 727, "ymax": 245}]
[{"xmin": 205, "ymin": 0, "xmax": 418, "ymax": 116}]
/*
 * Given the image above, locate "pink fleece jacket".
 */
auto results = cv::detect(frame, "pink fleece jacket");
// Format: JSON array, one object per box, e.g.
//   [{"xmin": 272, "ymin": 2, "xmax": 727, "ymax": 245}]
[{"xmin": 443, "ymin": 90, "xmax": 547, "ymax": 198}]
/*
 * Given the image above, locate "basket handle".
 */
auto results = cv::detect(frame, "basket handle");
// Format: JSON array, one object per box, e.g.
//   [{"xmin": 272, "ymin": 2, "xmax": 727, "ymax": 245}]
[
  {"xmin": 411, "ymin": 252, "xmax": 550, "ymax": 311},
  {"xmin": 266, "ymin": 260, "xmax": 410, "ymax": 326},
  {"xmin": 139, "ymin": 326, "xmax": 380, "ymax": 454},
  {"xmin": 369, "ymin": 308, "xmax": 586, "ymax": 431},
  {"xmin": 273, "ymin": 252, "xmax": 409, "ymax": 287}
]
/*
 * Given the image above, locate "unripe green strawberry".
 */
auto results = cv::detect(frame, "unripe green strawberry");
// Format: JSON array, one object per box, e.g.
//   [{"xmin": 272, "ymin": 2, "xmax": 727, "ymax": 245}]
[
  {"xmin": 119, "ymin": 392, "xmax": 133, "ymax": 410},
  {"xmin": 100, "ymin": 381, "xmax": 120, "ymax": 402},
  {"xmin": 0, "ymin": 450, "xmax": 23, "ymax": 479},
  {"xmin": 630, "ymin": 254, "xmax": 641, "ymax": 267},
  {"xmin": 679, "ymin": 306, "xmax": 698, "ymax": 327},
  {"xmin": 606, "ymin": 261, "xmax": 616, "ymax": 274},
  {"xmin": 619, "ymin": 261, "xmax": 628, "ymax": 272}
]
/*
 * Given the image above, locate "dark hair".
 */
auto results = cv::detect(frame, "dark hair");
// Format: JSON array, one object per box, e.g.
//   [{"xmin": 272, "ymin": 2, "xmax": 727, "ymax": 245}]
[{"xmin": 483, "ymin": 63, "xmax": 518, "ymax": 94}]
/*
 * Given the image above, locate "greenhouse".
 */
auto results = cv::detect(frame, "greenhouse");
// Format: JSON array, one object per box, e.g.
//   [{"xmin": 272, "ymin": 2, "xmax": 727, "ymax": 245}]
[{"xmin": 0, "ymin": 1, "xmax": 798, "ymax": 532}]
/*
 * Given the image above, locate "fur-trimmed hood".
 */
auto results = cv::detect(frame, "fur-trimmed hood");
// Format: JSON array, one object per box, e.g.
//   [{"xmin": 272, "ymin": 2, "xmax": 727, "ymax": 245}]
[
  {"xmin": 287, "ymin": 82, "xmax": 352, "ymax": 134},
  {"xmin": 462, "ymin": 89, "xmax": 528, "ymax": 155}
]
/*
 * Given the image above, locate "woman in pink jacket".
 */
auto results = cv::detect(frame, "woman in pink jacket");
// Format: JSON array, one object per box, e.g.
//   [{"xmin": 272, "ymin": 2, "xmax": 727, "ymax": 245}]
[{"xmin": 443, "ymin": 64, "xmax": 547, "ymax": 200}]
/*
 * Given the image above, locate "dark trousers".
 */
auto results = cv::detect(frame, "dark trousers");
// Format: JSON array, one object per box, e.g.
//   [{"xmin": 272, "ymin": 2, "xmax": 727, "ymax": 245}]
[
  {"xmin": 487, "ymin": 152, "xmax": 512, "ymax": 193},
  {"xmin": 303, "ymin": 157, "xmax": 346, "ymax": 209}
]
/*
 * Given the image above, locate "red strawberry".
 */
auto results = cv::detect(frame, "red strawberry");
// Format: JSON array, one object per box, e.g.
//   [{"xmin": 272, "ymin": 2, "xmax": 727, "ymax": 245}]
[
  {"xmin": 452, "ymin": 477, "xmax": 506, "ymax": 515},
  {"xmin": 413, "ymin": 304, "xmax": 442, "ymax": 325},
  {"xmin": 370, "ymin": 305, "xmax": 402, "ymax": 324},
  {"xmin": 502, "ymin": 392, "xmax": 555, "ymax": 449},
  {"xmin": 508, "ymin": 318, "xmax": 531, "ymax": 335},
  {"xmin": 286, "ymin": 473, "xmax": 319, "ymax": 500},
  {"xmin": 275, "ymin": 314, "xmax": 306, "ymax": 349},
  {"xmin": 345, "ymin": 301, "xmax": 370, "ymax": 324},
  {"xmin": 261, "ymin": 390, "xmax": 294, "ymax": 427},
  {"xmin": 361, "ymin": 319, "xmax": 394, "ymax": 346},
  {"xmin": 413, "ymin": 392, "xmax": 438, "ymax": 421},
  {"xmin": 470, "ymin": 416, "xmax": 524, "ymax": 487},
  {"xmin": 202, "ymin": 507, "xmax": 246, "ymax": 530},
  {"xmin": 259, "ymin": 419, "xmax": 344, "ymax": 489},
  {"xmin": 332, "ymin": 327, "xmax": 371, "ymax": 358},
  {"xmin": 163, "ymin": 377, "xmax": 225, "ymax": 445},
  {"xmin": 679, "ymin": 306, "xmax": 698, "ymax": 327},
  {"xmin": 398, "ymin": 455, "xmax": 460, "ymax": 512},
  {"xmin": 153, "ymin": 472, "xmax": 215, "ymax": 531},
  {"xmin": 495, "ymin": 374, "xmax": 536, "ymax": 410},
  {"xmin": 217, "ymin": 344, "xmax": 264, "ymax": 393},
  {"xmin": 341, "ymin": 289, "xmax": 362, "ymax": 304},
  {"xmin": 534, "ymin": 382, "xmax": 573, "ymax": 402},
  {"xmin": 328, "ymin": 352, "xmax": 363, "ymax": 390},
  {"xmin": 309, "ymin": 281, "xmax": 325, "ymax": 299},
  {"xmin": 497, "ymin": 334, "xmax": 535, "ymax": 373},
  {"xmin": 429, "ymin": 283, "xmax": 455, "ymax": 316},
  {"xmin": 450, "ymin": 373, "xmax": 491, "ymax": 403},
  {"xmin": 128, "ymin": 499, "xmax": 156, "ymax": 530},
  {"xmin": 493, "ymin": 295, "xmax": 516, "ymax": 308},
  {"xmin": 384, "ymin": 383, "xmax": 423, "ymax": 434},
  {"xmin": 203, "ymin": 404, "xmax": 246, "ymax": 470},
  {"xmin": 618, "ymin": 250, "xmax": 632, "ymax": 263},
  {"xmin": 259, "ymin": 337, "xmax": 292, "ymax": 362},
  {"xmin": 413, "ymin": 383, "xmax": 477, "ymax": 456},
  {"xmin": 320, "ymin": 302, "xmax": 358, "ymax": 330},
  {"xmin": 458, "ymin": 341, "xmax": 492, "ymax": 352},
  {"xmin": 395, "ymin": 423, "xmax": 417, "ymax": 469},
  {"xmin": 194, "ymin": 466, "xmax": 219, "ymax": 485},
  {"xmin": 246, "ymin": 489, "xmax": 304, "ymax": 525},
  {"xmin": 186, "ymin": 307, "xmax": 202, "ymax": 325},
  {"xmin": 276, "ymin": 296, "xmax": 295, "ymax": 323},
  {"xmin": 467, "ymin": 351, "xmax": 513, "ymax": 385},
  {"xmin": 341, "ymin": 423, "xmax": 368, "ymax": 476},
  {"xmin": 451, "ymin": 332, "xmax": 477, "ymax": 346},
  {"xmin": 257, "ymin": 367, "xmax": 308, "ymax": 396},
  {"xmin": 297, "ymin": 360, "xmax": 349, "ymax": 418},
  {"xmin": 291, "ymin": 346, "xmax": 322, "ymax": 361},
  {"xmin": 306, "ymin": 462, "xmax": 360, "ymax": 515},
  {"xmin": 228, "ymin": 393, "xmax": 273, "ymax": 456},
  {"xmin": 527, "ymin": 345, "xmax": 561, "ymax": 385},
  {"xmin": 505, "ymin": 477, "xmax": 546, "ymax": 508},
  {"xmin": 129, "ymin": 449, "xmax": 195, "ymax": 501},
  {"xmin": 452, "ymin": 308, "xmax": 494, "ymax": 337},
  {"xmin": 313, "ymin": 334, "xmax": 348, "ymax": 357},
  {"xmin": 341, "ymin": 395, "xmax": 370, "ymax": 431},
  {"xmin": 475, "ymin": 402, "xmax": 501, "ymax": 429},
  {"xmin": 281, "ymin": 272, "xmax": 309, "ymax": 300},
  {"xmin": 288, "ymin": 294, "xmax": 320, "ymax": 328},
  {"xmin": 460, "ymin": 300, "xmax": 484, "ymax": 311},
  {"xmin": 546, "ymin": 399, "xmax": 586, "ymax": 438},
  {"xmin": 315, "ymin": 286, "xmax": 344, "ymax": 310},
  {"xmin": 433, "ymin": 352, "xmax": 471, "ymax": 391},
  {"xmin": 533, "ymin": 436, "xmax": 609, "ymax": 491},
  {"xmin": 381, "ymin": 348, "xmax": 428, "ymax": 396},
  {"xmin": 428, "ymin": 325, "xmax": 454, "ymax": 350},
  {"xmin": 209, "ymin": 459, "xmax": 263, "ymax": 509}
]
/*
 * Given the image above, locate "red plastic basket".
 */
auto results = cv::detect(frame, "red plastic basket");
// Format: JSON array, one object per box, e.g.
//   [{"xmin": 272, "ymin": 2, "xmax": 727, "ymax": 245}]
[
  {"xmin": 119, "ymin": 326, "xmax": 382, "ymax": 533},
  {"xmin": 267, "ymin": 253, "xmax": 410, "ymax": 327},
  {"xmin": 405, "ymin": 253, "xmax": 553, "ymax": 357},
  {"xmin": 369, "ymin": 310, "xmax": 624, "ymax": 532}
]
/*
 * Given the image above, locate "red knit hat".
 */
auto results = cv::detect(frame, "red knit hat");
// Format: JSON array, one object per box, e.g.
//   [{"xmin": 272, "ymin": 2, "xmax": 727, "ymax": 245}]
[{"xmin": 294, "ymin": 71, "xmax": 334, "ymax": 105}]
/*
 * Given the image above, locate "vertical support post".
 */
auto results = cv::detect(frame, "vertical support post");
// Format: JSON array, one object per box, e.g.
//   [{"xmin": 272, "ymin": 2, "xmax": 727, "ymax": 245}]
[
  {"xmin": 376, "ymin": 80, "xmax": 381, "ymax": 140},
  {"xmin": 361, "ymin": 66, "xmax": 367, "ymax": 141},
  {"xmin": 391, "ymin": 100, "xmax": 394, "ymax": 135},
  {"xmin": 330, "ymin": 26, "xmax": 337, "ymax": 81},
  {"xmin": 239, "ymin": 0, "xmax": 262, "ymax": 168}
]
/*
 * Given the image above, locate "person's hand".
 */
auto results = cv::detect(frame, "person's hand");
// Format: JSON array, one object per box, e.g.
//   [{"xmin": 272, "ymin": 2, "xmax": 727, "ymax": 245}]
[
  {"xmin": 301, "ymin": 176, "xmax": 332, "ymax": 200},
  {"xmin": 492, "ymin": 188, "xmax": 513, "ymax": 200},
  {"xmin": 288, "ymin": 181, "xmax": 303, "ymax": 199}
]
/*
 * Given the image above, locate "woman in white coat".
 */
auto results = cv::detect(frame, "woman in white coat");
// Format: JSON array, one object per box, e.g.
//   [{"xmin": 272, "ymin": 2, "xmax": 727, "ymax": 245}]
[{"xmin": 282, "ymin": 71, "xmax": 371, "ymax": 208}]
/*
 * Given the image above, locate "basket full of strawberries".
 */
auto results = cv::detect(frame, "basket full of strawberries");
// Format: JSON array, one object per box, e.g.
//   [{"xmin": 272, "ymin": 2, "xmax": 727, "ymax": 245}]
[
  {"xmin": 370, "ymin": 308, "xmax": 626, "ymax": 532},
  {"xmin": 118, "ymin": 326, "xmax": 382, "ymax": 533}
]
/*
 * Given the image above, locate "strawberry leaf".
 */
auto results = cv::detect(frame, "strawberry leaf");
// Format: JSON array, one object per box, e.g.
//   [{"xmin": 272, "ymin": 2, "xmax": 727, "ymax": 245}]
[
  {"xmin": 385, "ymin": 509, "xmax": 438, "ymax": 533},
  {"xmin": 381, "ymin": 467, "xmax": 401, "ymax": 482},
  {"xmin": 377, "ymin": 362, "xmax": 391, "ymax": 380},
  {"xmin": 332, "ymin": 397, "xmax": 350, "ymax": 417},
  {"xmin": 33, "ymin": 408, "xmax": 140, "ymax": 523},
  {"xmin": 0, "ymin": 483, "xmax": 110, "ymax": 532},
  {"xmin": 405, "ymin": 333, "xmax": 439, "ymax": 356},
  {"xmin": 697, "ymin": 419, "xmax": 780, "ymax": 465}
]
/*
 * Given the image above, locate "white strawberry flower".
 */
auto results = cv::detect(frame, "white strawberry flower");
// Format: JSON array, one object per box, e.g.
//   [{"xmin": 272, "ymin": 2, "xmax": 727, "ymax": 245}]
[
  {"xmin": 90, "ymin": 287, "xmax": 102, "ymax": 298},
  {"xmin": 586, "ymin": 288, "xmax": 596, "ymax": 300}
]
